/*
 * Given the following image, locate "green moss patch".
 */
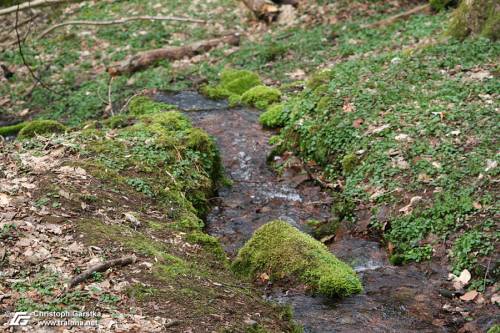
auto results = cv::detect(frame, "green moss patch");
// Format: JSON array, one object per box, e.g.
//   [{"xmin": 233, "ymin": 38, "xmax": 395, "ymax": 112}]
[
  {"xmin": 259, "ymin": 104, "xmax": 285, "ymax": 128},
  {"xmin": 201, "ymin": 68, "xmax": 261, "ymax": 102},
  {"xmin": 18, "ymin": 120, "xmax": 67, "ymax": 139},
  {"xmin": 128, "ymin": 96, "xmax": 175, "ymax": 115},
  {"xmin": 202, "ymin": 68, "xmax": 281, "ymax": 109},
  {"xmin": 241, "ymin": 86, "xmax": 281, "ymax": 110},
  {"xmin": 232, "ymin": 220, "xmax": 362, "ymax": 297},
  {"xmin": 0, "ymin": 122, "xmax": 26, "ymax": 137}
]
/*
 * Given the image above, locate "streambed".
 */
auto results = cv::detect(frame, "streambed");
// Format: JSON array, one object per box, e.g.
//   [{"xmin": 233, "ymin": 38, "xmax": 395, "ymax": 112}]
[{"xmin": 155, "ymin": 91, "xmax": 451, "ymax": 333}]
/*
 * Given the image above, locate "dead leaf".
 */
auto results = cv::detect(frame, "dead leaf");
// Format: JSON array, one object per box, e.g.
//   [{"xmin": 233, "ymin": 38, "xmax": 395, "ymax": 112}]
[
  {"xmin": 457, "ymin": 269, "xmax": 471, "ymax": 285},
  {"xmin": 343, "ymin": 101, "xmax": 355, "ymax": 113},
  {"xmin": 460, "ymin": 290, "xmax": 478, "ymax": 301},
  {"xmin": 485, "ymin": 160, "xmax": 497, "ymax": 172},
  {"xmin": 452, "ymin": 269, "xmax": 471, "ymax": 290},
  {"xmin": 258, "ymin": 272, "xmax": 269, "ymax": 282},
  {"xmin": 418, "ymin": 173, "xmax": 432, "ymax": 182},
  {"xmin": 472, "ymin": 202, "xmax": 482, "ymax": 209},
  {"xmin": 399, "ymin": 196, "xmax": 422, "ymax": 214},
  {"xmin": 287, "ymin": 68, "xmax": 306, "ymax": 80},
  {"xmin": 0, "ymin": 193, "xmax": 11, "ymax": 208},
  {"xmin": 368, "ymin": 124, "xmax": 390, "ymax": 134},
  {"xmin": 491, "ymin": 293, "xmax": 500, "ymax": 305},
  {"xmin": 395, "ymin": 133, "xmax": 411, "ymax": 142},
  {"xmin": 352, "ymin": 118, "xmax": 364, "ymax": 128}
]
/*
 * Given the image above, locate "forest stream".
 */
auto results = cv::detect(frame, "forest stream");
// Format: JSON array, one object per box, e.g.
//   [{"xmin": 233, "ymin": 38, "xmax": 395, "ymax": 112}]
[{"xmin": 154, "ymin": 91, "xmax": 453, "ymax": 333}]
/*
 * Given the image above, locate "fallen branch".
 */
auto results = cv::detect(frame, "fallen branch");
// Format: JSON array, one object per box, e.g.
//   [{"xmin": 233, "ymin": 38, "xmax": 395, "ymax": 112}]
[
  {"xmin": 362, "ymin": 4, "xmax": 431, "ymax": 29},
  {"xmin": 38, "ymin": 15, "xmax": 207, "ymax": 39},
  {"xmin": 69, "ymin": 256, "xmax": 136, "ymax": 288},
  {"xmin": 0, "ymin": 0, "xmax": 78, "ymax": 16},
  {"xmin": 107, "ymin": 33, "xmax": 240, "ymax": 76}
]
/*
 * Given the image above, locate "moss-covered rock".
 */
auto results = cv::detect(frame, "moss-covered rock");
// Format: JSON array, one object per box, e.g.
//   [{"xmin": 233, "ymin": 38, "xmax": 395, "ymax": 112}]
[
  {"xmin": 259, "ymin": 104, "xmax": 285, "ymax": 128},
  {"xmin": 448, "ymin": 0, "xmax": 499, "ymax": 40},
  {"xmin": 201, "ymin": 68, "xmax": 262, "ymax": 102},
  {"xmin": 202, "ymin": 68, "xmax": 282, "ymax": 109},
  {"xmin": 232, "ymin": 220, "xmax": 362, "ymax": 297},
  {"xmin": 241, "ymin": 86, "xmax": 281, "ymax": 110},
  {"xmin": 0, "ymin": 122, "xmax": 26, "ymax": 137},
  {"xmin": 18, "ymin": 120, "xmax": 67, "ymax": 139}
]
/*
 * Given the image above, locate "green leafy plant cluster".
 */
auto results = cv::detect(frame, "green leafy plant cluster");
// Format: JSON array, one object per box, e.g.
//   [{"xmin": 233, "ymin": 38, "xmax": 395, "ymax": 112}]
[
  {"xmin": 259, "ymin": 104, "xmax": 285, "ymax": 128},
  {"xmin": 270, "ymin": 36, "xmax": 499, "ymax": 279},
  {"xmin": 232, "ymin": 220, "xmax": 362, "ymax": 297}
]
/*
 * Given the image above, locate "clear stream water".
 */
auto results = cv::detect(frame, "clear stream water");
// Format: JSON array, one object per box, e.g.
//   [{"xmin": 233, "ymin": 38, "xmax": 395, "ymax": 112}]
[{"xmin": 155, "ymin": 91, "xmax": 460, "ymax": 333}]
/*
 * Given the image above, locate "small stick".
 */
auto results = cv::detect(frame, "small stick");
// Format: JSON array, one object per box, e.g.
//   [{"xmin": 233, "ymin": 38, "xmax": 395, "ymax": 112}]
[
  {"xmin": 362, "ymin": 4, "xmax": 431, "ymax": 29},
  {"xmin": 38, "ymin": 15, "xmax": 207, "ymax": 39},
  {"xmin": 107, "ymin": 76, "xmax": 114, "ymax": 116},
  {"xmin": 69, "ymin": 256, "xmax": 136, "ymax": 288},
  {"xmin": 0, "ymin": 0, "xmax": 75, "ymax": 16}
]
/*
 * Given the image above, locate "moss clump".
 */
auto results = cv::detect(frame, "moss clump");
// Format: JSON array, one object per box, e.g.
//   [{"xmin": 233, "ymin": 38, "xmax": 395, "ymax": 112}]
[
  {"xmin": 259, "ymin": 104, "xmax": 285, "ymax": 128},
  {"xmin": 138, "ymin": 111, "xmax": 191, "ymax": 132},
  {"xmin": 232, "ymin": 220, "xmax": 362, "ymax": 297},
  {"xmin": 448, "ymin": 0, "xmax": 499, "ymax": 40},
  {"xmin": 18, "ymin": 120, "xmax": 67, "ymax": 139},
  {"xmin": 241, "ymin": 86, "xmax": 282, "ymax": 110},
  {"xmin": 186, "ymin": 231, "xmax": 226, "ymax": 261},
  {"xmin": 103, "ymin": 114, "xmax": 136, "ymax": 129},
  {"xmin": 0, "ymin": 122, "xmax": 26, "ymax": 137},
  {"xmin": 201, "ymin": 68, "xmax": 262, "ymax": 102},
  {"xmin": 341, "ymin": 153, "xmax": 358, "ymax": 174},
  {"xmin": 128, "ymin": 96, "xmax": 173, "ymax": 115}
]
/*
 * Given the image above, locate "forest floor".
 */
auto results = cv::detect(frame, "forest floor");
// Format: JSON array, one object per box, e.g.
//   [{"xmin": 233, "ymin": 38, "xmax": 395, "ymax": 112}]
[{"xmin": 0, "ymin": 0, "xmax": 499, "ymax": 332}]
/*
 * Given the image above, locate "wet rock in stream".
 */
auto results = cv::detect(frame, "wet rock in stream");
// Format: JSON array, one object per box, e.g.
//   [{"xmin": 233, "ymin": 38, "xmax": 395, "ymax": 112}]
[{"xmin": 154, "ymin": 91, "xmax": 454, "ymax": 333}]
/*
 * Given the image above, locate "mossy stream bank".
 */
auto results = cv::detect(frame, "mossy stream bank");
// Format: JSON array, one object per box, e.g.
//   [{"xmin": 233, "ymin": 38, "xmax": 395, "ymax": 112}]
[{"xmin": 154, "ymin": 91, "xmax": 480, "ymax": 332}]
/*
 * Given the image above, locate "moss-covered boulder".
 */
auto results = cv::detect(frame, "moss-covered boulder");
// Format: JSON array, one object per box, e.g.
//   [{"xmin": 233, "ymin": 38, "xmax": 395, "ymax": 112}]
[
  {"xmin": 18, "ymin": 120, "xmax": 67, "ymax": 139},
  {"xmin": 0, "ymin": 122, "xmax": 26, "ymax": 137},
  {"xmin": 448, "ymin": 0, "xmax": 499, "ymax": 40},
  {"xmin": 232, "ymin": 220, "xmax": 362, "ymax": 297},
  {"xmin": 259, "ymin": 104, "xmax": 285, "ymax": 128},
  {"xmin": 241, "ymin": 85, "xmax": 281, "ymax": 110},
  {"xmin": 202, "ymin": 68, "xmax": 282, "ymax": 109},
  {"xmin": 201, "ymin": 68, "xmax": 262, "ymax": 102}
]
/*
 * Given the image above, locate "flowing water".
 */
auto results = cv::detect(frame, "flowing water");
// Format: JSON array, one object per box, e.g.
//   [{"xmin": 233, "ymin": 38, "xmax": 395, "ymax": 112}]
[{"xmin": 155, "ymin": 91, "xmax": 457, "ymax": 332}]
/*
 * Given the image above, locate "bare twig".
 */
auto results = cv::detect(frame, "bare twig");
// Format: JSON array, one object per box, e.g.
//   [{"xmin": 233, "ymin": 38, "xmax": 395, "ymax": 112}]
[
  {"xmin": 107, "ymin": 76, "xmax": 114, "ymax": 116},
  {"xmin": 38, "ymin": 15, "xmax": 207, "ymax": 39},
  {"xmin": 69, "ymin": 256, "xmax": 136, "ymax": 288},
  {"xmin": 0, "ymin": 0, "xmax": 78, "ymax": 16},
  {"xmin": 117, "ymin": 89, "xmax": 148, "ymax": 114},
  {"xmin": 15, "ymin": 3, "xmax": 60, "ymax": 95},
  {"xmin": 362, "ymin": 4, "xmax": 431, "ymax": 29}
]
